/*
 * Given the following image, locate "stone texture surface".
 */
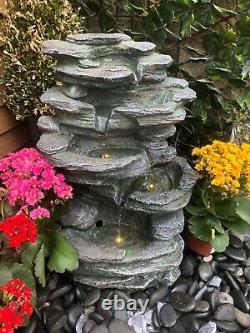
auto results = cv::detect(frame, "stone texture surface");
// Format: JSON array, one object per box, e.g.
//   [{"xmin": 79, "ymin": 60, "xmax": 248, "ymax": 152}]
[
  {"xmin": 66, "ymin": 33, "xmax": 131, "ymax": 45},
  {"xmin": 151, "ymin": 209, "xmax": 184, "ymax": 240},
  {"xmin": 37, "ymin": 116, "xmax": 60, "ymax": 133},
  {"xmin": 38, "ymin": 33, "xmax": 197, "ymax": 290}
]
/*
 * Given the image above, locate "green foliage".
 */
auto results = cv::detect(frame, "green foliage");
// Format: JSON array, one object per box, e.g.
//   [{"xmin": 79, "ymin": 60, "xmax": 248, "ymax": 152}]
[
  {"xmin": 21, "ymin": 239, "xmax": 43, "ymax": 277},
  {"xmin": 34, "ymin": 244, "xmax": 46, "ymax": 287},
  {"xmin": 21, "ymin": 229, "xmax": 79, "ymax": 286},
  {"xmin": 45, "ymin": 231, "xmax": 79, "ymax": 274},
  {"xmin": 1, "ymin": 0, "xmax": 82, "ymax": 120},
  {"xmin": 186, "ymin": 185, "xmax": 250, "ymax": 252},
  {"xmin": 71, "ymin": 0, "xmax": 250, "ymax": 150}
]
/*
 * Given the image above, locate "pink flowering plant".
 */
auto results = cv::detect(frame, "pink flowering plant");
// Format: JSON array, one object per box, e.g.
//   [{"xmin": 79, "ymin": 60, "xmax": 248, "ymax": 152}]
[
  {"xmin": 0, "ymin": 148, "xmax": 72, "ymax": 220},
  {"xmin": 0, "ymin": 148, "xmax": 78, "ymax": 290}
]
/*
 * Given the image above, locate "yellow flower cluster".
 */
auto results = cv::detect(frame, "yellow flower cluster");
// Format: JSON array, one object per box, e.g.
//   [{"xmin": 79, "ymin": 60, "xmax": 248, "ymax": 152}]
[{"xmin": 192, "ymin": 140, "xmax": 250, "ymax": 196}]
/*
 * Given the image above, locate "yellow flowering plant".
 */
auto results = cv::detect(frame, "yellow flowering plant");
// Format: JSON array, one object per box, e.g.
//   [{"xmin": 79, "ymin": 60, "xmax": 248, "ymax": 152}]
[{"xmin": 186, "ymin": 140, "xmax": 250, "ymax": 252}]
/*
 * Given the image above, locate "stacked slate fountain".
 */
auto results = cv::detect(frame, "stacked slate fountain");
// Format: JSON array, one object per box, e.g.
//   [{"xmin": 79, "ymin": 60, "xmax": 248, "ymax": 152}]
[{"xmin": 37, "ymin": 33, "xmax": 197, "ymax": 290}]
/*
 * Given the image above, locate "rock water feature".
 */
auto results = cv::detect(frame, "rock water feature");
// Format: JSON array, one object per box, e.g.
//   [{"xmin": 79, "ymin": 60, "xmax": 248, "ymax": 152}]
[{"xmin": 37, "ymin": 33, "xmax": 197, "ymax": 290}]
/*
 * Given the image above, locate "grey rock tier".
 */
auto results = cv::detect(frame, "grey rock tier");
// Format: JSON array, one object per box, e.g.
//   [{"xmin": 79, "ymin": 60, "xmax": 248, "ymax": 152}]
[
  {"xmin": 66, "ymin": 33, "xmax": 131, "ymax": 45},
  {"xmin": 38, "ymin": 33, "xmax": 197, "ymax": 290}
]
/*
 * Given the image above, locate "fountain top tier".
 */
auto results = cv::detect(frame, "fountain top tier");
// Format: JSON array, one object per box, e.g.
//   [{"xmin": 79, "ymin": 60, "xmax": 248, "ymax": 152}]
[
  {"xmin": 37, "ymin": 33, "xmax": 197, "ymax": 192},
  {"xmin": 39, "ymin": 32, "xmax": 196, "ymax": 134}
]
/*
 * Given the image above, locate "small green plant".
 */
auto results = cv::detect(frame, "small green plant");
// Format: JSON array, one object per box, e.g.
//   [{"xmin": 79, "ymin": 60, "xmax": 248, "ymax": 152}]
[{"xmin": 0, "ymin": 0, "xmax": 82, "ymax": 120}]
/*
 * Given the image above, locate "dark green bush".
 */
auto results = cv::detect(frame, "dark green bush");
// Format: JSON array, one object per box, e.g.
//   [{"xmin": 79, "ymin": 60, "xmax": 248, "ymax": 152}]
[{"xmin": 1, "ymin": 0, "xmax": 82, "ymax": 120}]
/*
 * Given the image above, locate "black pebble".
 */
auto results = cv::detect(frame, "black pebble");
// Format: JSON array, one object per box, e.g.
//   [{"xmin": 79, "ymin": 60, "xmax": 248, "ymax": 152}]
[
  {"xmin": 214, "ymin": 253, "xmax": 228, "ymax": 263},
  {"xmin": 225, "ymin": 247, "xmax": 246, "ymax": 262},
  {"xmin": 63, "ymin": 291, "xmax": 75, "ymax": 308},
  {"xmin": 21, "ymin": 317, "xmax": 38, "ymax": 333},
  {"xmin": 203, "ymin": 291, "xmax": 220, "ymax": 312},
  {"xmin": 242, "ymin": 284, "xmax": 250, "ymax": 297},
  {"xmin": 50, "ymin": 299, "xmax": 64, "ymax": 312},
  {"xmin": 149, "ymin": 286, "xmax": 169, "ymax": 307},
  {"xmin": 171, "ymin": 278, "xmax": 191, "ymax": 294},
  {"xmin": 49, "ymin": 285, "xmax": 72, "ymax": 302},
  {"xmin": 229, "ymin": 235, "xmax": 243, "ymax": 249},
  {"xmin": 63, "ymin": 322, "xmax": 73, "ymax": 333},
  {"xmin": 169, "ymin": 322, "xmax": 186, "ymax": 333},
  {"xmin": 223, "ymin": 271, "xmax": 240, "ymax": 290},
  {"xmin": 230, "ymin": 289, "xmax": 250, "ymax": 313},
  {"xmin": 46, "ymin": 311, "xmax": 68, "ymax": 333},
  {"xmin": 232, "ymin": 273, "xmax": 246, "ymax": 285},
  {"xmin": 216, "ymin": 320, "xmax": 239, "ymax": 332},
  {"xmin": 37, "ymin": 290, "xmax": 49, "ymax": 308},
  {"xmin": 159, "ymin": 303, "xmax": 178, "ymax": 328},
  {"xmin": 84, "ymin": 289, "xmax": 101, "ymax": 307},
  {"xmin": 221, "ymin": 284, "xmax": 231, "ymax": 294},
  {"xmin": 178, "ymin": 314, "xmax": 200, "ymax": 332},
  {"xmin": 47, "ymin": 275, "xmax": 58, "ymax": 291},
  {"xmin": 180, "ymin": 255, "xmax": 197, "ymax": 277},
  {"xmin": 74, "ymin": 285, "xmax": 86, "ymax": 302},
  {"xmin": 194, "ymin": 300, "xmax": 210, "ymax": 313},
  {"xmin": 188, "ymin": 280, "xmax": 199, "ymax": 296},
  {"xmin": 193, "ymin": 311, "xmax": 210, "ymax": 319},
  {"xmin": 244, "ymin": 267, "xmax": 250, "ymax": 283},
  {"xmin": 217, "ymin": 263, "xmax": 238, "ymax": 274},
  {"xmin": 68, "ymin": 304, "xmax": 84, "ymax": 328},
  {"xmin": 83, "ymin": 319, "xmax": 96, "ymax": 333},
  {"xmin": 161, "ymin": 328, "xmax": 170, "ymax": 333},
  {"xmin": 89, "ymin": 312, "xmax": 105, "ymax": 324},
  {"xmin": 194, "ymin": 285, "xmax": 208, "ymax": 301},
  {"xmin": 169, "ymin": 292, "xmax": 195, "ymax": 313},
  {"xmin": 152, "ymin": 307, "xmax": 160, "ymax": 328},
  {"xmin": 198, "ymin": 262, "xmax": 214, "ymax": 282}
]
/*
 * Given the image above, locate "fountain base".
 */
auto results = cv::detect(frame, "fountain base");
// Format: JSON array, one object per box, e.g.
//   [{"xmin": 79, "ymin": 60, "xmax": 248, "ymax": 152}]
[{"xmin": 61, "ymin": 194, "xmax": 185, "ymax": 290}]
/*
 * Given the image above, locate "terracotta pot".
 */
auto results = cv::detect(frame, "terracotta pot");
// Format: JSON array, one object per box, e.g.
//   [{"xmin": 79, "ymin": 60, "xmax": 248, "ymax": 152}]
[{"xmin": 184, "ymin": 230, "xmax": 212, "ymax": 257}]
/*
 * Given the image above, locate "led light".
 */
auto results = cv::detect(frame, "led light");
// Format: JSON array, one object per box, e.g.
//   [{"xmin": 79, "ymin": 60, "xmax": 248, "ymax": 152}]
[
  {"xmin": 146, "ymin": 182, "xmax": 156, "ymax": 191},
  {"xmin": 114, "ymin": 233, "xmax": 125, "ymax": 247},
  {"xmin": 101, "ymin": 153, "xmax": 111, "ymax": 159}
]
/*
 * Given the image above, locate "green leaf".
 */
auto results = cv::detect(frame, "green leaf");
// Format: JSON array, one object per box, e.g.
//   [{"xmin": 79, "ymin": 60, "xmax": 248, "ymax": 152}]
[
  {"xmin": 191, "ymin": 100, "xmax": 208, "ymax": 123},
  {"xmin": 47, "ymin": 231, "xmax": 79, "ymax": 273},
  {"xmin": 236, "ymin": 91, "xmax": 250, "ymax": 109},
  {"xmin": 188, "ymin": 214, "xmax": 225, "ymax": 241},
  {"xmin": 213, "ymin": 199, "xmax": 237, "ymax": 220},
  {"xmin": 21, "ymin": 239, "xmax": 42, "ymax": 271},
  {"xmin": 188, "ymin": 215, "xmax": 213, "ymax": 241},
  {"xmin": 186, "ymin": 204, "xmax": 207, "ymax": 216},
  {"xmin": 235, "ymin": 197, "xmax": 250, "ymax": 224},
  {"xmin": 34, "ymin": 244, "xmax": 46, "ymax": 287},
  {"xmin": 184, "ymin": 45, "xmax": 205, "ymax": 56},
  {"xmin": 0, "ymin": 265, "xmax": 13, "ymax": 285},
  {"xmin": 181, "ymin": 12, "xmax": 194, "ymax": 37},
  {"xmin": 211, "ymin": 233, "xmax": 229, "ymax": 252},
  {"xmin": 222, "ymin": 219, "xmax": 250, "ymax": 235},
  {"xmin": 212, "ymin": 4, "xmax": 236, "ymax": 15}
]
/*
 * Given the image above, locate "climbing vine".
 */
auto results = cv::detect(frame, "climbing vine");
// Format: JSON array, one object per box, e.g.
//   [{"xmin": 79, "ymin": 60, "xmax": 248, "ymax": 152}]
[{"xmin": 71, "ymin": 0, "xmax": 250, "ymax": 156}]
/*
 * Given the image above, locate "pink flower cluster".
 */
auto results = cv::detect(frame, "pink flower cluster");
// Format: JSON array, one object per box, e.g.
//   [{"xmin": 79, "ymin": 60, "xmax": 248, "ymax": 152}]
[{"xmin": 0, "ymin": 148, "xmax": 72, "ymax": 219}]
